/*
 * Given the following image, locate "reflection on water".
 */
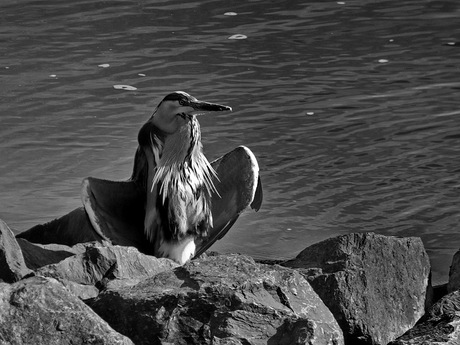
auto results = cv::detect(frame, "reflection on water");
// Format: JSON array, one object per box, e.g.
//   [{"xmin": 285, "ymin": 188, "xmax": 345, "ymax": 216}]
[{"xmin": 1, "ymin": 0, "xmax": 459, "ymax": 284}]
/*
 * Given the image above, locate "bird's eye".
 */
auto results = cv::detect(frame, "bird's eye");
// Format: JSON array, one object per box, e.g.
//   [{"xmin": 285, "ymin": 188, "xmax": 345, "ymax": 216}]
[{"xmin": 179, "ymin": 100, "xmax": 187, "ymax": 106}]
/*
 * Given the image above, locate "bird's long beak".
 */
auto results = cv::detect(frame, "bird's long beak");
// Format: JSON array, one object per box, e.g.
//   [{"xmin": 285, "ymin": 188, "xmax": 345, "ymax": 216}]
[{"xmin": 190, "ymin": 99, "xmax": 232, "ymax": 113}]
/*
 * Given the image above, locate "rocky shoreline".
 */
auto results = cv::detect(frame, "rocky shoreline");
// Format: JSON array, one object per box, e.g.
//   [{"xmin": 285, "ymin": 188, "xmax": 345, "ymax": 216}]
[{"xmin": 1, "ymin": 218, "xmax": 459, "ymax": 345}]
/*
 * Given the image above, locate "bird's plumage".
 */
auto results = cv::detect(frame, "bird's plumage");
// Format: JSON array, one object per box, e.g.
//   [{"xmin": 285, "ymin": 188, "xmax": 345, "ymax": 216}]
[
  {"xmin": 136, "ymin": 91, "xmax": 232, "ymax": 263},
  {"xmin": 17, "ymin": 91, "xmax": 263, "ymax": 266}
]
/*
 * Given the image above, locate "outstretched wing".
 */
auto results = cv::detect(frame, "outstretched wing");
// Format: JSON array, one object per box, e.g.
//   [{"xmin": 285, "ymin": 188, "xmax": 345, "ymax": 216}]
[
  {"xmin": 80, "ymin": 177, "xmax": 149, "ymax": 249},
  {"xmin": 83, "ymin": 145, "xmax": 262, "ymax": 256},
  {"xmin": 17, "ymin": 146, "xmax": 262, "ymax": 257},
  {"xmin": 195, "ymin": 146, "xmax": 263, "ymax": 257}
]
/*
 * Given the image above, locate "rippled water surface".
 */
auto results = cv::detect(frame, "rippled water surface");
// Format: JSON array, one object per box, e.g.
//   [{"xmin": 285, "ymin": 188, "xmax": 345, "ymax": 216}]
[{"xmin": 1, "ymin": 0, "xmax": 460, "ymax": 284}]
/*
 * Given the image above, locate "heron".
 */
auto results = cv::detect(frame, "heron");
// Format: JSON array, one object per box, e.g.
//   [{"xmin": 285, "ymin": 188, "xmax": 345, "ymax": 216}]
[
  {"xmin": 17, "ymin": 92, "xmax": 263, "ymax": 265},
  {"xmin": 132, "ymin": 91, "xmax": 232, "ymax": 263}
]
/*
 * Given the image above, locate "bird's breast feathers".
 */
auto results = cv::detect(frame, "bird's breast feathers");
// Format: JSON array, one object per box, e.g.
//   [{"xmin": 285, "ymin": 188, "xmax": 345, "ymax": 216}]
[{"xmin": 150, "ymin": 152, "xmax": 216, "ymax": 233}]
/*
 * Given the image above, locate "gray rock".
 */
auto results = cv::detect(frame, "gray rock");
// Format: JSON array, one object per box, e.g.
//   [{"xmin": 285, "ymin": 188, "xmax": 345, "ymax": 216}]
[
  {"xmin": 0, "ymin": 276, "xmax": 133, "ymax": 345},
  {"xmin": 0, "ymin": 219, "xmax": 32, "ymax": 283},
  {"xmin": 88, "ymin": 253, "xmax": 344, "ymax": 345},
  {"xmin": 389, "ymin": 290, "xmax": 460, "ymax": 344},
  {"xmin": 36, "ymin": 244, "xmax": 179, "ymax": 299},
  {"xmin": 283, "ymin": 232, "xmax": 431, "ymax": 345}
]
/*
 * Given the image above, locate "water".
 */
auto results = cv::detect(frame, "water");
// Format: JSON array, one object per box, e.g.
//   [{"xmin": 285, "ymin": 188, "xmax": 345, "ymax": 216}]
[{"xmin": 1, "ymin": 0, "xmax": 459, "ymax": 284}]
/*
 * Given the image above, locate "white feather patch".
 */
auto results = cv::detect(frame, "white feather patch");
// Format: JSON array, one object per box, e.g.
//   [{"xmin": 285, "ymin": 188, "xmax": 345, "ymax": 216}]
[
  {"xmin": 239, "ymin": 145, "xmax": 259, "ymax": 201},
  {"xmin": 157, "ymin": 237, "xmax": 196, "ymax": 265}
]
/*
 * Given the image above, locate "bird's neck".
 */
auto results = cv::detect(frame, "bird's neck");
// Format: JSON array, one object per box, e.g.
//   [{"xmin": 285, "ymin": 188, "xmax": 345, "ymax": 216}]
[
  {"xmin": 161, "ymin": 123, "xmax": 198, "ymax": 166},
  {"xmin": 152, "ymin": 120, "xmax": 217, "ymax": 198}
]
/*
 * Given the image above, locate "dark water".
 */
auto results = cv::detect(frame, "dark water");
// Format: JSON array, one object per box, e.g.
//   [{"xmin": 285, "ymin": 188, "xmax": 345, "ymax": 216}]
[{"xmin": 1, "ymin": 0, "xmax": 459, "ymax": 284}]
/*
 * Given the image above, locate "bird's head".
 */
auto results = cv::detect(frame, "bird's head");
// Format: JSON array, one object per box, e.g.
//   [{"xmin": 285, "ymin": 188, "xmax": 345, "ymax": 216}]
[{"xmin": 151, "ymin": 91, "xmax": 232, "ymax": 134}]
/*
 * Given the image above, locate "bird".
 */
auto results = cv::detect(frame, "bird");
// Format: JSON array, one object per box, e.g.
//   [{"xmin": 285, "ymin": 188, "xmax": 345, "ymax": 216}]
[
  {"xmin": 135, "ymin": 91, "xmax": 231, "ymax": 263},
  {"xmin": 17, "ymin": 91, "xmax": 263, "ymax": 265}
]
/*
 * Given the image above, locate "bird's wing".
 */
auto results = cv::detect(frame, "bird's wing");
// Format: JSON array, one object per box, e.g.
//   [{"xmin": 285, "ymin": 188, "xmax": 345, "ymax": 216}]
[
  {"xmin": 19, "ymin": 145, "xmax": 261, "ymax": 256},
  {"xmin": 16, "ymin": 207, "xmax": 102, "ymax": 246},
  {"xmin": 81, "ymin": 176, "xmax": 149, "ymax": 251},
  {"xmin": 195, "ymin": 146, "xmax": 263, "ymax": 256},
  {"xmin": 17, "ymin": 176, "xmax": 148, "ymax": 249}
]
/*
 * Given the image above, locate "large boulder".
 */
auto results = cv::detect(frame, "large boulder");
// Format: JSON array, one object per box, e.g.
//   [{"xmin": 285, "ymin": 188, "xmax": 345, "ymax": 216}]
[
  {"xmin": 88, "ymin": 253, "xmax": 344, "ymax": 345},
  {"xmin": 36, "ymin": 244, "xmax": 179, "ymax": 299},
  {"xmin": 0, "ymin": 219, "xmax": 32, "ymax": 282},
  {"xmin": 389, "ymin": 290, "xmax": 460, "ymax": 344},
  {"xmin": 283, "ymin": 232, "xmax": 431, "ymax": 345},
  {"xmin": 0, "ymin": 276, "xmax": 133, "ymax": 344}
]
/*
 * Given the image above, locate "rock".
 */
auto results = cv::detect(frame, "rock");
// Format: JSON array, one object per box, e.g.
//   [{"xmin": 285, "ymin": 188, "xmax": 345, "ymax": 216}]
[
  {"xmin": 36, "ymin": 244, "xmax": 179, "ymax": 299},
  {"xmin": 88, "ymin": 254, "xmax": 344, "ymax": 345},
  {"xmin": 0, "ymin": 219, "xmax": 33, "ymax": 282},
  {"xmin": 0, "ymin": 276, "xmax": 134, "ymax": 344},
  {"xmin": 447, "ymin": 250, "xmax": 460, "ymax": 293},
  {"xmin": 283, "ymin": 232, "xmax": 431, "ymax": 345},
  {"xmin": 389, "ymin": 290, "xmax": 460, "ymax": 344},
  {"xmin": 17, "ymin": 238, "xmax": 87, "ymax": 270}
]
